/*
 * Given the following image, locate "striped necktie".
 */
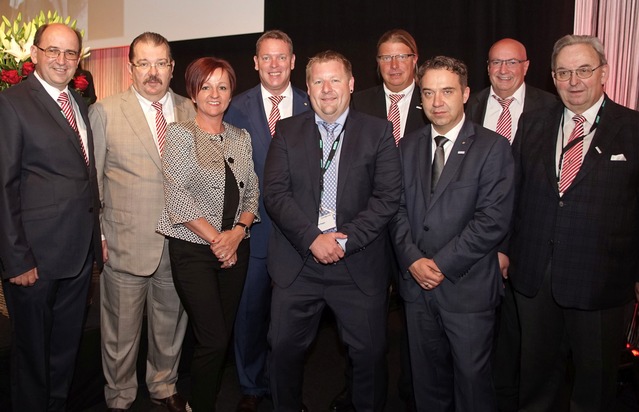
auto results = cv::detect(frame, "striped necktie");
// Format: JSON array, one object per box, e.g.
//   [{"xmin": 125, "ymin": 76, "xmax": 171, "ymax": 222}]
[
  {"xmin": 558, "ymin": 114, "xmax": 587, "ymax": 194},
  {"xmin": 268, "ymin": 95, "xmax": 285, "ymax": 137},
  {"xmin": 58, "ymin": 91, "xmax": 89, "ymax": 166},
  {"xmin": 494, "ymin": 96, "xmax": 515, "ymax": 142},
  {"xmin": 152, "ymin": 101, "xmax": 167, "ymax": 156},
  {"xmin": 387, "ymin": 93, "xmax": 405, "ymax": 146}
]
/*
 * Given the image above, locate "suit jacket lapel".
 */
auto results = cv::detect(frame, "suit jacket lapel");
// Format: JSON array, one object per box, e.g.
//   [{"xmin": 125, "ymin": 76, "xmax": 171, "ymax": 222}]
[
  {"xmin": 29, "ymin": 76, "xmax": 87, "ymax": 165},
  {"xmin": 418, "ymin": 128, "xmax": 434, "ymax": 209},
  {"xmin": 121, "ymin": 88, "xmax": 162, "ymax": 170},
  {"xmin": 303, "ymin": 114, "xmax": 322, "ymax": 206},
  {"xmin": 244, "ymin": 87, "xmax": 272, "ymax": 155},
  {"xmin": 543, "ymin": 108, "xmax": 564, "ymax": 195},
  {"xmin": 292, "ymin": 87, "xmax": 310, "ymax": 115},
  {"xmin": 406, "ymin": 85, "xmax": 425, "ymax": 132},
  {"xmin": 567, "ymin": 97, "xmax": 618, "ymax": 191},
  {"xmin": 336, "ymin": 114, "xmax": 360, "ymax": 205},
  {"xmin": 429, "ymin": 120, "xmax": 475, "ymax": 207}
]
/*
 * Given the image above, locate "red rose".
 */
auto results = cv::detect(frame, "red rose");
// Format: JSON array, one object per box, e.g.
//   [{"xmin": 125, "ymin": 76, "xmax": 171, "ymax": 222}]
[
  {"xmin": 21, "ymin": 62, "xmax": 35, "ymax": 76},
  {"xmin": 73, "ymin": 74, "xmax": 89, "ymax": 92},
  {"xmin": 1, "ymin": 69, "xmax": 22, "ymax": 85}
]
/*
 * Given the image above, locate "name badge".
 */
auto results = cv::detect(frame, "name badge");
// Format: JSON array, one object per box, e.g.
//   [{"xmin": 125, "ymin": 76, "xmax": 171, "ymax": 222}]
[{"xmin": 318, "ymin": 207, "xmax": 337, "ymax": 232}]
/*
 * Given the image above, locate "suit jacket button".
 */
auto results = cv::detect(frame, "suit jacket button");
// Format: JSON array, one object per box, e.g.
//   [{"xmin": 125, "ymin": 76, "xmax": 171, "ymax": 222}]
[
  {"xmin": 423, "ymin": 226, "xmax": 429, "ymax": 231},
  {"xmin": 89, "ymin": 207, "xmax": 93, "ymax": 213},
  {"xmin": 559, "ymin": 201, "xmax": 564, "ymax": 207}
]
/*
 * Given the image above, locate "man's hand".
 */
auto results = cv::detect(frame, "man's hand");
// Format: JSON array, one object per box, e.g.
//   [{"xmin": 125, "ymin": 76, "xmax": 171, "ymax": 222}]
[
  {"xmin": 408, "ymin": 258, "xmax": 445, "ymax": 290},
  {"xmin": 9, "ymin": 267, "xmax": 39, "ymax": 287},
  {"xmin": 498, "ymin": 252, "xmax": 509, "ymax": 279},
  {"xmin": 309, "ymin": 232, "xmax": 347, "ymax": 264},
  {"xmin": 102, "ymin": 239, "xmax": 109, "ymax": 263}
]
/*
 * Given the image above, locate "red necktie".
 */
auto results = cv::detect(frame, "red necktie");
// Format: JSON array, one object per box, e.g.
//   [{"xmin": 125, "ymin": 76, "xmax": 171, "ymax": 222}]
[
  {"xmin": 268, "ymin": 95, "xmax": 284, "ymax": 137},
  {"xmin": 387, "ymin": 94, "xmax": 405, "ymax": 146},
  {"xmin": 494, "ymin": 96, "xmax": 515, "ymax": 142},
  {"xmin": 558, "ymin": 114, "xmax": 587, "ymax": 194},
  {"xmin": 58, "ymin": 91, "xmax": 89, "ymax": 166},
  {"xmin": 152, "ymin": 101, "xmax": 167, "ymax": 156}
]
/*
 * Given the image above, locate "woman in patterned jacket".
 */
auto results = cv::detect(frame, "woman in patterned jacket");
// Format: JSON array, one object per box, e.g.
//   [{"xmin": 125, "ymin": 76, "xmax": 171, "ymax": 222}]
[{"xmin": 157, "ymin": 57, "xmax": 259, "ymax": 412}]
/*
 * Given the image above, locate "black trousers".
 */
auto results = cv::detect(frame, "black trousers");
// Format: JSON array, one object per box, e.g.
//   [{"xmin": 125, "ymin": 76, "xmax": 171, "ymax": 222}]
[
  {"xmin": 3, "ymin": 250, "xmax": 93, "ymax": 412},
  {"xmin": 269, "ymin": 260, "xmax": 389, "ymax": 412},
  {"xmin": 515, "ymin": 266, "xmax": 626, "ymax": 412},
  {"xmin": 169, "ymin": 237, "xmax": 249, "ymax": 412}
]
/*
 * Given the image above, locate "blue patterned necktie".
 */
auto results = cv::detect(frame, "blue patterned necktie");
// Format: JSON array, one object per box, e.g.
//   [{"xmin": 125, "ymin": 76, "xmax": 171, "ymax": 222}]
[{"xmin": 320, "ymin": 121, "xmax": 340, "ymax": 218}]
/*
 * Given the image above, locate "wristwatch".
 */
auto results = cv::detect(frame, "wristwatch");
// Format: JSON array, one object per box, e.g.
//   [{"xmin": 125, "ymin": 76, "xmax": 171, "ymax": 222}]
[{"xmin": 234, "ymin": 222, "xmax": 250, "ymax": 238}]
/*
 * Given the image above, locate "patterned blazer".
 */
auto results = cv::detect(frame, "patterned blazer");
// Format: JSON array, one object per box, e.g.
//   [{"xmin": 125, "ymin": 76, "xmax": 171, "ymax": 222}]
[
  {"xmin": 509, "ymin": 97, "xmax": 639, "ymax": 310},
  {"xmin": 157, "ymin": 120, "xmax": 260, "ymax": 244}
]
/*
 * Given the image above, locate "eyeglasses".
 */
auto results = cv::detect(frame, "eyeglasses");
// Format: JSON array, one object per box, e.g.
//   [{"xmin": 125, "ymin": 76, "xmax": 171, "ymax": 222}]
[
  {"xmin": 35, "ymin": 46, "xmax": 80, "ymax": 61},
  {"xmin": 377, "ymin": 54, "xmax": 416, "ymax": 63},
  {"xmin": 487, "ymin": 59, "xmax": 528, "ymax": 67},
  {"xmin": 130, "ymin": 61, "xmax": 173, "ymax": 71},
  {"xmin": 553, "ymin": 64, "xmax": 604, "ymax": 82}
]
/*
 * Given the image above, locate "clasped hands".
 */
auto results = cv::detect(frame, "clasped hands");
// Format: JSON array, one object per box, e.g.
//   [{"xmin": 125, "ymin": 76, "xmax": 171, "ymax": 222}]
[
  {"xmin": 409, "ymin": 258, "xmax": 444, "ymax": 290},
  {"xmin": 309, "ymin": 232, "xmax": 347, "ymax": 265},
  {"xmin": 210, "ymin": 229, "xmax": 243, "ymax": 269}
]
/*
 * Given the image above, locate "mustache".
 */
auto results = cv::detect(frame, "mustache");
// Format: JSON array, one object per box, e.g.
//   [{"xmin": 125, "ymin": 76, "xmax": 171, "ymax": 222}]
[{"xmin": 143, "ymin": 75, "xmax": 163, "ymax": 85}]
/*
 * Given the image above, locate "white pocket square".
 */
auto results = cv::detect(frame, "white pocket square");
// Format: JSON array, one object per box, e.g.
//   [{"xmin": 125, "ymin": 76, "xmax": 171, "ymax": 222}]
[{"xmin": 610, "ymin": 154, "xmax": 627, "ymax": 161}]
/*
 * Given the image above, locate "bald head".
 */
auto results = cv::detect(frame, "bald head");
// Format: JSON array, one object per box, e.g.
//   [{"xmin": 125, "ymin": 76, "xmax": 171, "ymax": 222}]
[{"xmin": 487, "ymin": 38, "xmax": 530, "ymax": 99}]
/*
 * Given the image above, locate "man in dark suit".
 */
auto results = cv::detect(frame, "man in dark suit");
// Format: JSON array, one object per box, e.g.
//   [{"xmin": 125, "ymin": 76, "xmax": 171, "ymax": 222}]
[
  {"xmin": 466, "ymin": 38, "xmax": 556, "ymax": 137},
  {"xmin": 465, "ymin": 38, "xmax": 557, "ymax": 411},
  {"xmin": 264, "ymin": 50, "xmax": 401, "ymax": 412},
  {"xmin": 331, "ymin": 29, "xmax": 427, "ymax": 412},
  {"xmin": 390, "ymin": 56, "xmax": 514, "ymax": 412},
  {"xmin": 509, "ymin": 34, "xmax": 639, "ymax": 412},
  {"xmin": 352, "ymin": 29, "xmax": 428, "ymax": 144},
  {"xmin": 0, "ymin": 23, "xmax": 102, "ymax": 411},
  {"xmin": 224, "ymin": 29, "xmax": 310, "ymax": 412}
]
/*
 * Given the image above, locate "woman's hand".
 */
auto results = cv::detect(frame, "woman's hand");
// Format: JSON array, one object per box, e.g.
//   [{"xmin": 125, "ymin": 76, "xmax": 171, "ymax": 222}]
[
  {"xmin": 220, "ymin": 252, "xmax": 238, "ymax": 269},
  {"xmin": 210, "ymin": 226, "xmax": 244, "ymax": 264}
]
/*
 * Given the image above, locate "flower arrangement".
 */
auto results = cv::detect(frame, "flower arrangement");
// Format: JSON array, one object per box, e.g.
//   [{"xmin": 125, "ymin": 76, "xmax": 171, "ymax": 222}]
[{"xmin": 0, "ymin": 10, "xmax": 90, "ymax": 91}]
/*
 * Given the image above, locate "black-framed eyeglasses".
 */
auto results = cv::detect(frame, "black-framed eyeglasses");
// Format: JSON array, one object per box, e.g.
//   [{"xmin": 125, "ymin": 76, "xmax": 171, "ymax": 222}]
[
  {"xmin": 130, "ymin": 61, "xmax": 173, "ymax": 71},
  {"xmin": 487, "ymin": 59, "xmax": 528, "ymax": 67},
  {"xmin": 35, "ymin": 46, "xmax": 80, "ymax": 61},
  {"xmin": 377, "ymin": 54, "xmax": 416, "ymax": 63},
  {"xmin": 553, "ymin": 64, "xmax": 604, "ymax": 82}
]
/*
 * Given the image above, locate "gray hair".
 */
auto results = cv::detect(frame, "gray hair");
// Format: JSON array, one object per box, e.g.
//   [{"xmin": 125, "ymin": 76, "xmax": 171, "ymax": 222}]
[{"xmin": 551, "ymin": 35, "xmax": 607, "ymax": 70}]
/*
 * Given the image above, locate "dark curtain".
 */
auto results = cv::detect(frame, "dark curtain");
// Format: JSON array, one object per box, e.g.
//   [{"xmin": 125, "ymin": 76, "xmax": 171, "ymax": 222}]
[{"xmin": 170, "ymin": 0, "xmax": 574, "ymax": 98}]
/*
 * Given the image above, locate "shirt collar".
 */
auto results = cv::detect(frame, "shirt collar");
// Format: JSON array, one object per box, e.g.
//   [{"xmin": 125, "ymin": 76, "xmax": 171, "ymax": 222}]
[
  {"xmin": 383, "ymin": 81, "xmax": 415, "ymax": 98},
  {"xmin": 489, "ymin": 82, "xmax": 526, "ymax": 104},
  {"xmin": 34, "ymin": 71, "xmax": 71, "ymax": 101},
  {"xmin": 430, "ymin": 113, "xmax": 466, "ymax": 145},
  {"xmin": 564, "ymin": 94, "xmax": 605, "ymax": 126}
]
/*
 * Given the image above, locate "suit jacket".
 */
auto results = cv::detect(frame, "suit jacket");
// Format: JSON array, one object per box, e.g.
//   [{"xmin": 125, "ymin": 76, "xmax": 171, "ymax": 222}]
[
  {"xmin": 90, "ymin": 87, "xmax": 195, "ymax": 276},
  {"xmin": 352, "ymin": 83, "xmax": 428, "ymax": 135},
  {"xmin": 263, "ymin": 109, "xmax": 401, "ymax": 296},
  {"xmin": 0, "ymin": 74, "xmax": 102, "ymax": 279},
  {"xmin": 224, "ymin": 84, "xmax": 310, "ymax": 258},
  {"xmin": 390, "ymin": 119, "xmax": 515, "ymax": 312},
  {"xmin": 509, "ymin": 97, "xmax": 639, "ymax": 310},
  {"xmin": 465, "ymin": 84, "xmax": 557, "ymax": 136}
]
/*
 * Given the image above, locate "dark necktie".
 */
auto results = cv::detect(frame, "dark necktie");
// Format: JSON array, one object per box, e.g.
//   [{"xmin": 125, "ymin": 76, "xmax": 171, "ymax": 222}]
[
  {"xmin": 58, "ymin": 91, "xmax": 89, "ymax": 167},
  {"xmin": 431, "ymin": 135, "xmax": 448, "ymax": 192}
]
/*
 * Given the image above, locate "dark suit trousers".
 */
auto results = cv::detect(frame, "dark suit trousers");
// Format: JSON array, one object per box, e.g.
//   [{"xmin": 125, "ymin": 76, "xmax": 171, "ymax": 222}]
[
  {"xmin": 268, "ymin": 259, "xmax": 388, "ymax": 412},
  {"xmin": 3, "ymin": 250, "xmax": 93, "ymax": 412},
  {"xmin": 515, "ymin": 266, "xmax": 626, "ymax": 412},
  {"xmin": 234, "ymin": 254, "xmax": 271, "ymax": 396},
  {"xmin": 405, "ymin": 291, "xmax": 497, "ymax": 412},
  {"xmin": 169, "ymin": 237, "xmax": 249, "ymax": 412},
  {"xmin": 493, "ymin": 280, "xmax": 520, "ymax": 411}
]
